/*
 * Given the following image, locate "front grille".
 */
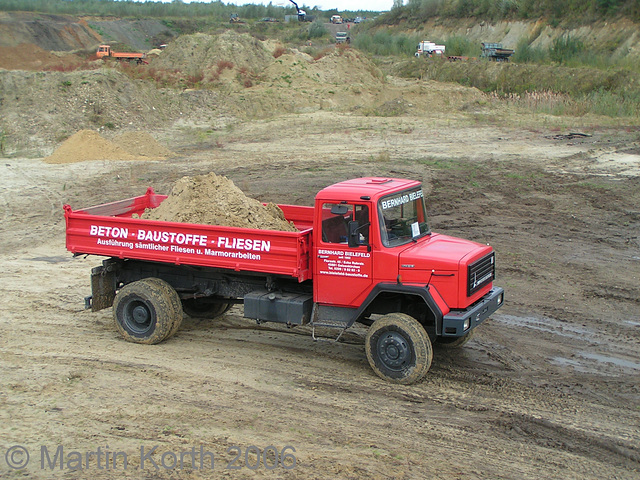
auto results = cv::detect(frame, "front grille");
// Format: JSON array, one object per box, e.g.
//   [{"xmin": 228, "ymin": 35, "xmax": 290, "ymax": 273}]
[{"xmin": 467, "ymin": 253, "xmax": 495, "ymax": 296}]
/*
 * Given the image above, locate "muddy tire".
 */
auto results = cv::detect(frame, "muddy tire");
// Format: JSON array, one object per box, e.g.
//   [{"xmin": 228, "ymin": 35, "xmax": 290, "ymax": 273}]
[
  {"xmin": 365, "ymin": 313, "xmax": 433, "ymax": 385},
  {"xmin": 181, "ymin": 298, "xmax": 231, "ymax": 319},
  {"xmin": 113, "ymin": 278, "xmax": 180, "ymax": 344},
  {"xmin": 436, "ymin": 329, "xmax": 475, "ymax": 348},
  {"xmin": 144, "ymin": 278, "xmax": 184, "ymax": 339}
]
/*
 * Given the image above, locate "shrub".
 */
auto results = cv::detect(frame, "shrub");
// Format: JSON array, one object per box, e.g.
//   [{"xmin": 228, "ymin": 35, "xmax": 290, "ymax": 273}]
[
  {"xmin": 216, "ymin": 59, "xmax": 234, "ymax": 73},
  {"xmin": 313, "ymin": 48, "xmax": 333, "ymax": 61},
  {"xmin": 445, "ymin": 35, "xmax": 476, "ymax": 57},
  {"xmin": 308, "ymin": 22, "xmax": 328, "ymax": 39},
  {"xmin": 353, "ymin": 31, "xmax": 422, "ymax": 57},
  {"xmin": 512, "ymin": 37, "xmax": 548, "ymax": 63},
  {"xmin": 550, "ymin": 35, "xmax": 585, "ymax": 64}
]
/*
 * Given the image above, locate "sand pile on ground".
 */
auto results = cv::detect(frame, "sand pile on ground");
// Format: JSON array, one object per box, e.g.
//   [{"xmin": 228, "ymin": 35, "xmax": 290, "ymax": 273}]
[
  {"xmin": 152, "ymin": 31, "xmax": 272, "ymax": 74},
  {"xmin": 142, "ymin": 172, "xmax": 298, "ymax": 232},
  {"xmin": 114, "ymin": 131, "xmax": 173, "ymax": 158},
  {"xmin": 44, "ymin": 130, "xmax": 138, "ymax": 164},
  {"xmin": 263, "ymin": 48, "xmax": 384, "ymax": 89},
  {"xmin": 43, "ymin": 130, "xmax": 172, "ymax": 163}
]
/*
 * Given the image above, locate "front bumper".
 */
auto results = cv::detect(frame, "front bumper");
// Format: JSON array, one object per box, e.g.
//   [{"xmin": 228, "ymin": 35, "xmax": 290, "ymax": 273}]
[{"xmin": 441, "ymin": 287, "xmax": 504, "ymax": 337}]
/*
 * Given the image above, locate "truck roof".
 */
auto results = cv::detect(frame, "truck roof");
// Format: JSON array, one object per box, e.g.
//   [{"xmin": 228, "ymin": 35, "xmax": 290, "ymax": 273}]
[{"xmin": 315, "ymin": 177, "xmax": 421, "ymax": 203}]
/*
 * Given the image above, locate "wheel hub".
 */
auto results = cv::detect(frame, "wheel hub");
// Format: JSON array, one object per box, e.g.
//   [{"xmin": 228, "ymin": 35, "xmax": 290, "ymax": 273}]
[
  {"xmin": 377, "ymin": 331, "xmax": 410, "ymax": 370},
  {"xmin": 132, "ymin": 305, "xmax": 150, "ymax": 325},
  {"xmin": 125, "ymin": 300, "xmax": 152, "ymax": 334}
]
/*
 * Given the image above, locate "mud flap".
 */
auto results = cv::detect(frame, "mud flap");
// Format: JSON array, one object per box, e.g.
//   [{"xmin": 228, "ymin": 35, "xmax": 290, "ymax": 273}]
[{"xmin": 89, "ymin": 265, "xmax": 116, "ymax": 312}]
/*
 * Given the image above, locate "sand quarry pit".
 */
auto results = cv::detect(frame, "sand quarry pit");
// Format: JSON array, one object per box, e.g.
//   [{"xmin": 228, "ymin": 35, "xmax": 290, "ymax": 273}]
[
  {"xmin": 0, "ymin": 43, "xmax": 84, "ymax": 71},
  {"xmin": 142, "ymin": 172, "xmax": 298, "ymax": 232},
  {"xmin": 1, "ymin": 15, "xmax": 640, "ymax": 480},
  {"xmin": 43, "ymin": 129, "xmax": 173, "ymax": 163}
]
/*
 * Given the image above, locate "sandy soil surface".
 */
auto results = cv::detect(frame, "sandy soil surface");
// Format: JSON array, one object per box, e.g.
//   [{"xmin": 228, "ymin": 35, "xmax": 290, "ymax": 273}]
[{"xmin": 0, "ymin": 108, "xmax": 639, "ymax": 479}]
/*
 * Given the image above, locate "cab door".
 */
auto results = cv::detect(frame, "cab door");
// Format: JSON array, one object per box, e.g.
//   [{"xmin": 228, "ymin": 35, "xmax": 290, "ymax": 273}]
[{"xmin": 314, "ymin": 203, "xmax": 373, "ymax": 307}]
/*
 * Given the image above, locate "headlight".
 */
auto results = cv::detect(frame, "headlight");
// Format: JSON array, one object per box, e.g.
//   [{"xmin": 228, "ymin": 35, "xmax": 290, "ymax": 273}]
[
  {"xmin": 463, "ymin": 318, "xmax": 471, "ymax": 331},
  {"xmin": 497, "ymin": 293, "xmax": 504, "ymax": 305}
]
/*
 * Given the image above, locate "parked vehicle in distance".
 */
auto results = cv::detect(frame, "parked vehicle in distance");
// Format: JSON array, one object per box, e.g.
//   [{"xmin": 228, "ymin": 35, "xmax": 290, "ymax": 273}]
[
  {"xmin": 480, "ymin": 42, "xmax": 515, "ymax": 61},
  {"xmin": 96, "ymin": 45, "xmax": 147, "ymax": 64},
  {"xmin": 335, "ymin": 32, "xmax": 350, "ymax": 44},
  {"xmin": 415, "ymin": 40, "xmax": 446, "ymax": 57}
]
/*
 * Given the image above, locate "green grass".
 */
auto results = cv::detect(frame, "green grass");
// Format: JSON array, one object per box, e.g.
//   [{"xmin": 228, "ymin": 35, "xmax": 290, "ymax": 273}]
[
  {"xmin": 354, "ymin": 31, "xmax": 423, "ymax": 57},
  {"xmin": 395, "ymin": 58, "xmax": 640, "ymax": 118}
]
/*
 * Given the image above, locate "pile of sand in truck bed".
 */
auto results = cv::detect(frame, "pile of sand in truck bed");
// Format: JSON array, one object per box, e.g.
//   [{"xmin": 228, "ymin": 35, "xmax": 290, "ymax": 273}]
[
  {"xmin": 43, "ymin": 129, "xmax": 172, "ymax": 163},
  {"xmin": 142, "ymin": 172, "xmax": 298, "ymax": 232}
]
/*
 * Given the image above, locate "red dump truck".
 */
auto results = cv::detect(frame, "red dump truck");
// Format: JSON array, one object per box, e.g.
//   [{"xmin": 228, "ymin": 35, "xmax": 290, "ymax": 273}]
[
  {"xmin": 96, "ymin": 45, "xmax": 147, "ymax": 64},
  {"xmin": 64, "ymin": 177, "xmax": 503, "ymax": 384}
]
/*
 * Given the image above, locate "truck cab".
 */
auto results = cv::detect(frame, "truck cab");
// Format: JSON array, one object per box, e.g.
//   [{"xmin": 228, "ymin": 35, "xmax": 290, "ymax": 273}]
[
  {"xmin": 96, "ymin": 45, "xmax": 112, "ymax": 58},
  {"xmin": 311, "ymin": 178, "xmax": 503, "ymax": 381},
  {"xmin": 415, "ymin": 40, "xmax": 445, "ymax": 57}
]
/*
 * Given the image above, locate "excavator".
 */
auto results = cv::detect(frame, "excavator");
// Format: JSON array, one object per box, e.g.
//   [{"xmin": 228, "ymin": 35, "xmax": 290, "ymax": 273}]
[{"xmin": 288, "ymin": 0, "xmax": 314, "ymax": 22}]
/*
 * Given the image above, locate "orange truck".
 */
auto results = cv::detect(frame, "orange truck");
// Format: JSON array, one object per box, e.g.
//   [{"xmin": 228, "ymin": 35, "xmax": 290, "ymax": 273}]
[{"xmin": 96, "ymin": 45, "xmax": 147, "ymax": 64}]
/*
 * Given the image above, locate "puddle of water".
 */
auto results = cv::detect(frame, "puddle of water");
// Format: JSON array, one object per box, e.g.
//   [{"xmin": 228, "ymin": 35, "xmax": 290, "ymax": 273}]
[
  {"xmin": 552, "ymin": 352, "xmax": 640, "ymax": 374},
  {"xmin": 29, "ymin": 256, "xmax": 72, "ymax": 264},
  {"xmin": 579, "ymin": 352, "xmax": 640, "ymax": 370},
  {"xmin": 551, "ymin": 357, "xmax": 583, "ymax": 368},
  {"xmin": 493, "ymin": 314, "xmax": 599, "ymax": 342},
  {"xmin": 624, "ymin": 320, "xmax": 640, "ymax": 327}
]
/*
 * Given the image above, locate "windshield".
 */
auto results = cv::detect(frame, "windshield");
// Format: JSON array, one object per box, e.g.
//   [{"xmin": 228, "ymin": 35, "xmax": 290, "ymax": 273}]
[{"xmin": 378, "ymin": 187, "xmax": 430, "ymax": 247}]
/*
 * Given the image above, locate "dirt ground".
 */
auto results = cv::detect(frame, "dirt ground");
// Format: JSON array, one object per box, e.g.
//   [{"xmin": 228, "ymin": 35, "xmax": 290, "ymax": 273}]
[
  {"xmin": 0, "ymin": 12, "xmax": 639, "ymax": 478},
  {"xmin": 0, "ymin": 107, "xmax": 639, "ymax": 479}
]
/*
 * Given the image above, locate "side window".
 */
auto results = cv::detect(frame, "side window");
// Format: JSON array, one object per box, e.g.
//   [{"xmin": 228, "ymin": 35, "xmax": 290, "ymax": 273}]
[
  {"xmin": 320, "ymin": 203, "xmax": 370, "ymax": 245},
  {"xmin": 321, "ymin": 203, "xmax": 353, "ymax": 244}
]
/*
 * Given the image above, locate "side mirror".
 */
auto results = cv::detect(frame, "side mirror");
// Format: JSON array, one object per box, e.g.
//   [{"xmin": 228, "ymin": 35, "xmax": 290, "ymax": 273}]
[{"xmin": 347, "ymin": 221, "xmax": 360, "ymax": 248}]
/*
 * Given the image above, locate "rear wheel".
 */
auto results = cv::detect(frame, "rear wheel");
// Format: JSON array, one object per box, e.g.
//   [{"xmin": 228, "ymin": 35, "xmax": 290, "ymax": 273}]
[
  {"xmin": 113, "ymin": 278, "xmax": 181, "ymax": 344},
  {"xmin": 365, "ymin": 313, "xmax": 432, "ymax": 385},
  {"xmin": 144, "ymin": 278, "xmax": 183, "ymax": 338},
  {"xmin": 181, "ymin": 298, "xmax": 232, "ymax": 319}
]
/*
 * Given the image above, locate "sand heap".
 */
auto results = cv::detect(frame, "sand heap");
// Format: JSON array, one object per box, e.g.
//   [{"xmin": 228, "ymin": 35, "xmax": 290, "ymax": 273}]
[
  {"xmin": 263, "ymin": 48, "xmax": 384, "ymax": 89},
  {"xmin": 152, "ymin": 31, "xmax": 273, "ymax": 74},
  {"xmin": 113, "ymin": 131, "xmax": 173, "ymax": 158},
  {"xmin": 142, "ymin": 172, "xmax": 298, "ymax": 232},
  {"xmin": 43, "ymin": 130, "xmax": 173, "ymax": 164}
]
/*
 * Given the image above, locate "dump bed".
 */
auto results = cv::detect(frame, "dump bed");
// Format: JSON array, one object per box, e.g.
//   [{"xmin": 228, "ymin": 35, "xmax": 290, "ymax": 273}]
[
  {"xmin": 64, "ymin": 188, "xmax": 314, "ymax": 282},
  {"xmin": 112, "ymin": 52, "xmax": 145, "ymax": 59}
]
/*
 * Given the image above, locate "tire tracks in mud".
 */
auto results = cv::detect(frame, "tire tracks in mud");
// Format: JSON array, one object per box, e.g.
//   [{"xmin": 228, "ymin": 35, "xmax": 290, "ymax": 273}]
[
  {"xmin": 292, "ymin": 362, "xmax": 640, "ymax": 473},
  {"xmin": 105, "ymin": 311, "xmax": 640, "ymax": 474},
  {"xmin": 497, "ymin": 411, "xmax": 640, "ymax": 467}
]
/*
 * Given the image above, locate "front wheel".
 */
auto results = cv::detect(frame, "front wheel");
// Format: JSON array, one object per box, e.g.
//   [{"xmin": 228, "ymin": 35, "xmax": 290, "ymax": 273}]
[{"xmin": 365, "ymin": 313, "xmax": 433, "ymax": 385}]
